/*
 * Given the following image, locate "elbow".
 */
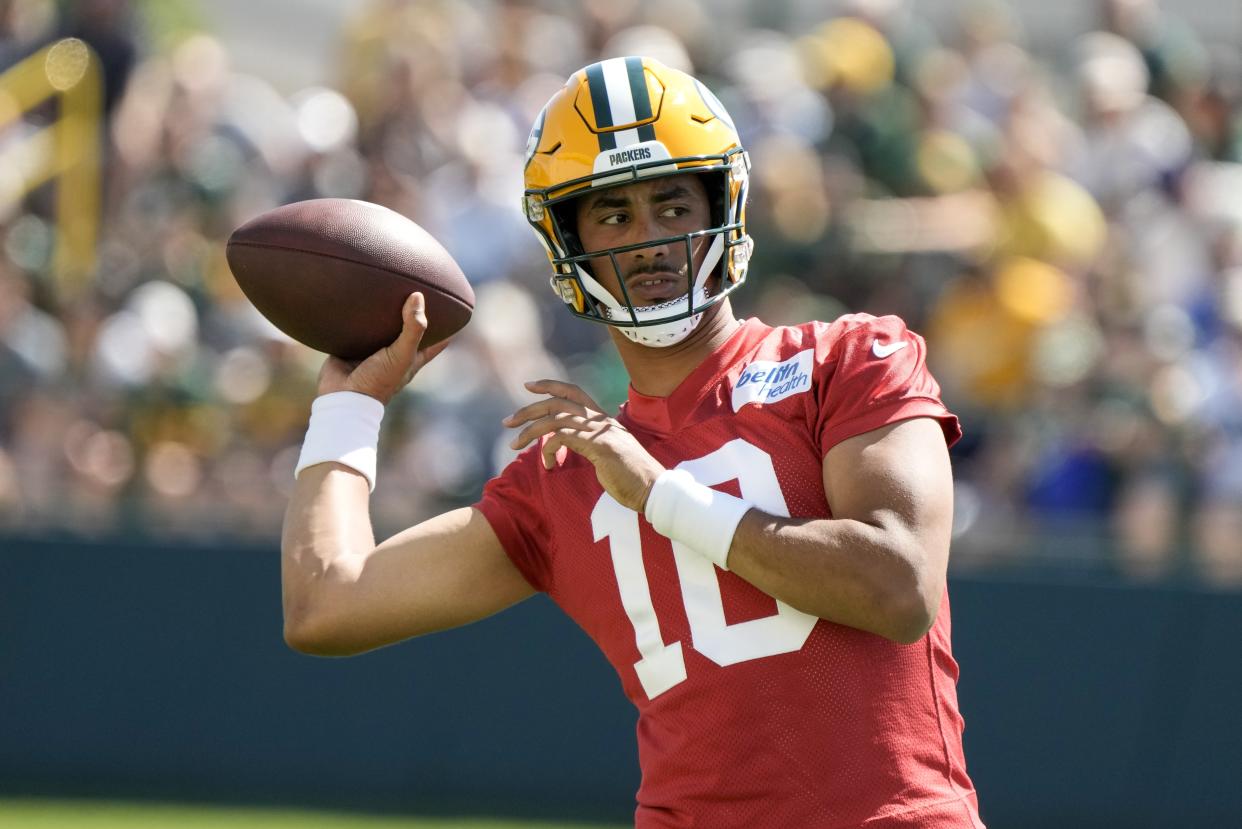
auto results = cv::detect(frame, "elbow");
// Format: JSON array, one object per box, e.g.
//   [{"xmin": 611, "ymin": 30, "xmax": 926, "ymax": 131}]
[
  {"xmin": 283, "ymin": 620, "xmax": 328, "ymax": 656},
  {"xmin": 283, "ymin": 604, "xmax": 360, "ymax": 657},
  {"xmin": 875, "ymin": 546, "xmax": 943, "ymax": 644},
  {"xmin": 885, "ymin": 603, "xmax": 936, "ymax": 644},
  {"xmin": 882, "ymin": 580, "xmax": 941, "ymax": 645},
  {"xmin": 283, "ymin": 613, "xmax": 332, "ymax": 656},
  {"xmin": 282, "ymin": 545, "xmax": 371, "ymax": 656}
]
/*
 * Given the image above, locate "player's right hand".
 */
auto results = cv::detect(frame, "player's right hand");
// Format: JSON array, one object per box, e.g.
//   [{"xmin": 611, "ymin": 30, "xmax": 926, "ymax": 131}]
[{"xmin": 316, "ymin": 292, "xmax": 451, "ymax": 405}]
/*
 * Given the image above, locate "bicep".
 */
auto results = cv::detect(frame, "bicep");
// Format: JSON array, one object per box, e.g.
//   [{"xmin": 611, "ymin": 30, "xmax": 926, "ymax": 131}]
[
  {"xmin": 311, "ymin": 506, "xmax": 536, "ymax": 653},
  {"xmin": 822, "ymin": 417, "xmax": 954, "ymax": 583}
]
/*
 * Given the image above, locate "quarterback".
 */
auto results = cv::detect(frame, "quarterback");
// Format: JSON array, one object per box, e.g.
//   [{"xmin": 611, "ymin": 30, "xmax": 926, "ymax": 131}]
[{"xmin": 282, "ymin": 57, "xmax": 985, "ymax": 828}]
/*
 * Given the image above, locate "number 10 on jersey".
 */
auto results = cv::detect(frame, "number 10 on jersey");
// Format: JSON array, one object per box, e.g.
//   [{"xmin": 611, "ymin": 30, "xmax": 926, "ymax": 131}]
[{"xmin": 590, "ymin": 438, "xmax": 817, "ymax": 699}]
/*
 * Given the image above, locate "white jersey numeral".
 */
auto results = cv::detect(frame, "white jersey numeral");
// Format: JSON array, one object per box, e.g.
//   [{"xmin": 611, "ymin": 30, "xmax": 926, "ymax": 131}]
[{"xmin": 589, "ymin": 438, "xmax": 817, "ymax": 699}]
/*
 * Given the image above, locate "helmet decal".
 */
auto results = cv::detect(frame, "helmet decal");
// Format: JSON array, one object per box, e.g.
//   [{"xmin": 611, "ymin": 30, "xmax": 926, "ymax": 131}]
[
  {"xmin": 591, "ymin": 140, "xmax": 676, "ymax": 186},
  {"xmin": 694, "ymin": 79, "xmax": 736, "ymax": 133},
  {"xmin": 524, "ymin": 105, "xmax": 547, "ymax": 167}
]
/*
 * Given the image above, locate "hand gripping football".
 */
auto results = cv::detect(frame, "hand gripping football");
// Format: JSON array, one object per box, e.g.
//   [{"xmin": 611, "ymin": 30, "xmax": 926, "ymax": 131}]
[{"xmin": 226, "ymin": 199, "xmax": 473, "ymax": 361}]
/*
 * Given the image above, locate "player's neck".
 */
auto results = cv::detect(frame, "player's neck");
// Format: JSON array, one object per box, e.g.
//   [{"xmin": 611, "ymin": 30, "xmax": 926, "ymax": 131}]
[{"xmin": 611, "ymin": 302, "xmax": 742, "ymax": 399}]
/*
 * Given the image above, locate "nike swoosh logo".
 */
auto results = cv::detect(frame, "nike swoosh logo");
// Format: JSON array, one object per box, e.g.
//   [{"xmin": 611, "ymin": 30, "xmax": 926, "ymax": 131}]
[{"xmin": 871, "ymin": 339, "xmax": 909, "ymax": 358}]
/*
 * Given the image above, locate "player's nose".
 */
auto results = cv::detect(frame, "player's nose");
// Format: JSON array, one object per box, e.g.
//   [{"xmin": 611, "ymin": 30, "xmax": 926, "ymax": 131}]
[{"xmin": 627, "ymin": 211, "xmax": 672, "ymax": 258}]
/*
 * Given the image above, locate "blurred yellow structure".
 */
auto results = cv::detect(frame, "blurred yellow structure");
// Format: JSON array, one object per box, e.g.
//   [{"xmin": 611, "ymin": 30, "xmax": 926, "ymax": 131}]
[{"xmin": 0, "ymin": 37, "xmax": 101, "ymax": 292}]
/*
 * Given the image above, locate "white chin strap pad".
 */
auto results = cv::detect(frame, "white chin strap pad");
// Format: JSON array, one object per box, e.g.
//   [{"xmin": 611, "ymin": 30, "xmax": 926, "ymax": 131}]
[
  {"xmin": 580, "ymin": 234, "xmax": 726, "ymax": 348},
  {"xmin": 617, "ymin": 305, "xmax": 704, "ymax": 347}
]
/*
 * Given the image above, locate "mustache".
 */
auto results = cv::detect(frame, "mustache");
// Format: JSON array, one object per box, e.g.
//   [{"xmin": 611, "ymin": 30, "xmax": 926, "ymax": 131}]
[{"xmin": 625, "ymin": 261, "xmax": 688, "ymax": 281}]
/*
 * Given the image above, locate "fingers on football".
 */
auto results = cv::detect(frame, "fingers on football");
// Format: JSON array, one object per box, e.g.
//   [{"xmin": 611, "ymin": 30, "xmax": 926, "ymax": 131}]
[
  {"xmin": 394, "ymin": 293, "xmax": 428, "ymax": 356},
  {"xmin": 510, "ymin": 412, "xmax": 586, "ymax": 450},
  {"xmin": 523, "ymin": 379, "xmax": 600, "ymax": 412}
]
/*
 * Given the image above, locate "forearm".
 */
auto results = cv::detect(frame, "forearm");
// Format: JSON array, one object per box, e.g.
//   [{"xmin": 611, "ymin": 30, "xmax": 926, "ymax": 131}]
[
  {"xmin": 280, "ymin": 463, "xmax": 375, "ymax": 639},
  {"xmin": 725, "ymin": 509, "xmax": 940, "ymax": 643}
]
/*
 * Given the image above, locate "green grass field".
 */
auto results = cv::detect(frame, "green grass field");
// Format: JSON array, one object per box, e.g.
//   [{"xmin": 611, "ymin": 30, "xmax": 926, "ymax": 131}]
[{"xmin": 0, "ymin": 799, "xmax": 623, "ymax": 829}]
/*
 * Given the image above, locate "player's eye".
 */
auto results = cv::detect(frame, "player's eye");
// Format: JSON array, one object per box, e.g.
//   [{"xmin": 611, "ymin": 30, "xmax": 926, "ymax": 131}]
[{"xmin": 600, "ymin": 213, "xmax": 628, "ymax": 225}]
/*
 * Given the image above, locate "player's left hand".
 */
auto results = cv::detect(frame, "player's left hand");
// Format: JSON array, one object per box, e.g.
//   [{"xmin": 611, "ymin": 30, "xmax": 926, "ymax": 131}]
[{"xmin": 504, "ymin": 379, "xmax": 665, "ymax": 513}]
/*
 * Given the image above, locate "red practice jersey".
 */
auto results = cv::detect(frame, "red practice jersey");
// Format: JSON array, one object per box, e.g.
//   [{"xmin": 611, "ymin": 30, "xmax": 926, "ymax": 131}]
[{"xmin": 476, "ymin": 316, "xmax": 984, "ymax": 829}]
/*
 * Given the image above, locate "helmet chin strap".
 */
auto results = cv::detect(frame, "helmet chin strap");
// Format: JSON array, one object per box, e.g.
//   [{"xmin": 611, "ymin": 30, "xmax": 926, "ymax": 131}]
[{"xmin": 577, "ymin": 234, "xmax": 725, "ymax": 348}]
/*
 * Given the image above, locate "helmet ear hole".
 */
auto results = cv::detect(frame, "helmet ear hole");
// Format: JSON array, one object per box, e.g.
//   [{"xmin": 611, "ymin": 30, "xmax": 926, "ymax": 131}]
[
  {"xmin": 551, "ymin": 201, "xmax": 595, "ymax": 277},
  {"xmin": 550, "ymin": 202, "xmax": 582, "ymax": 254},
  {"xmin": 704, "ymin": 171, "xmax": 728, "ymax": 228}
]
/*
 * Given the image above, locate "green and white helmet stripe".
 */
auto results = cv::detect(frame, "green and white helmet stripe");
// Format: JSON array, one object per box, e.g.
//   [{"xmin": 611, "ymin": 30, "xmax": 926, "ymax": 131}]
[{"xmin": 584, "ymin": 57, "xmax": 657, "ymax": 152}]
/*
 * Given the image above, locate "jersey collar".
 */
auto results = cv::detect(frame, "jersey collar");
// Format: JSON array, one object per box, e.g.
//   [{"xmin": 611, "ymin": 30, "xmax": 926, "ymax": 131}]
[{"xmin": 620, "ymin": 317, "xmax": 770, "ymax": 434}]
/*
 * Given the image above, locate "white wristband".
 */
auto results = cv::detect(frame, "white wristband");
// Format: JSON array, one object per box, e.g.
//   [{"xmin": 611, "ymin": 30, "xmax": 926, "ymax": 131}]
[
  {"xmin": 294, "ymin": 391, "xmax": 385, "ymax": 492},
  {"xmin": 643, "ymin": 468, "xmax": 753, "ymax": 570}
]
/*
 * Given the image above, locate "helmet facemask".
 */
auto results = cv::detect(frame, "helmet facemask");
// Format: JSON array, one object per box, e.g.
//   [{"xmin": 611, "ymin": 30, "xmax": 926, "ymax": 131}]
[{"xmin": 533, "ymin": 156, "xmax": 751, "ymax": 348}]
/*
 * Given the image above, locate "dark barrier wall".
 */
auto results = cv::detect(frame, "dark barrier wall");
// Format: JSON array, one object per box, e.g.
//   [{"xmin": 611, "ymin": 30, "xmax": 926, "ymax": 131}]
[{"xmin": 2, "ymin": 536, "xmax": 1240, "ymax": 827}]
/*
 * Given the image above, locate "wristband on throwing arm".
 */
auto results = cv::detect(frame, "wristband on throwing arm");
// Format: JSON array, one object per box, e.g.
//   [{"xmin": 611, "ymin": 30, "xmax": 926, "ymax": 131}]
[
  {"xmin": 643, "ymin": 468, "xmax": 754, "ymax": 570},
  {"xmin": 294, "ymin": 391, "xmax": 385, "ymax": 491}
]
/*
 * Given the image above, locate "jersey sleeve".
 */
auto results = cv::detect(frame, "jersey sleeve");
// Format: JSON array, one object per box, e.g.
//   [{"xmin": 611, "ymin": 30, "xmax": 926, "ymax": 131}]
[
  {"xmin": 474, "ymin": 446, "xmax": 552, "ymax": 593},
  {"xmin": 813, "ymin": 315, "xmax": 962, "ymax": 455}
]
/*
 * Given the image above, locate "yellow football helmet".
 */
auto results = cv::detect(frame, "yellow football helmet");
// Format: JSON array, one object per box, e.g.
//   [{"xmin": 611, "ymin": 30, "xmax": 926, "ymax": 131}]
[{"xmin": 523, "ymin": 57, "xmax": 752, "ymax": 347}]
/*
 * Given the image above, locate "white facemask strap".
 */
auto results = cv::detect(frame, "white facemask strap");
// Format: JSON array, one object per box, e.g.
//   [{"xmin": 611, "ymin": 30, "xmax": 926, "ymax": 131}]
[
  {"xmin": 578, "ymin": 263, "xmax": 624, "ymax": 312},
  {"xmin": 692, "ymin": 233, "xmax": 724, "ymax": 292}
]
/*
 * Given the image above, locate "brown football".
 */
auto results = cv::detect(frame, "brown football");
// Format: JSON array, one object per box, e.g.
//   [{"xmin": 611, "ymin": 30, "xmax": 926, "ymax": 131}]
[{"xmin": 225, "ymin": 199, "xmax": 473, "ymax": 361}]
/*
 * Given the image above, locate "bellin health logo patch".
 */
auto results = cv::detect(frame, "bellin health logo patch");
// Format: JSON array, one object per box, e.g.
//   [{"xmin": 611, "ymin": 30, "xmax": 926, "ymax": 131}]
[{"xmin": 732, "ymin": 349, "xmax": 813, "ymax": 412}]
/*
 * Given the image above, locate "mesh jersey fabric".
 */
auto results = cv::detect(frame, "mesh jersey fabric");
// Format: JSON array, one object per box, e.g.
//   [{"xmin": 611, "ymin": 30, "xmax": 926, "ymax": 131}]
[{"xmin": 475, "ymin": 316, "xmax": 984, "ymax": 829}]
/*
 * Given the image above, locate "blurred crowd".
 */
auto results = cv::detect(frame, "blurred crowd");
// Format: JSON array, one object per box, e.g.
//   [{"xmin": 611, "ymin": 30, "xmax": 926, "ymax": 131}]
[{"xmin": 2, "ymin": 0, "xmax": 1241, "ymax": 586}]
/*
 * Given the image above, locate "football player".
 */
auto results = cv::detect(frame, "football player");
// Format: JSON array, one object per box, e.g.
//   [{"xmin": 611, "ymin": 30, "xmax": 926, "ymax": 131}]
[{"xmin": 283, "ymin": 57, "xmax": 985, "ymax": 828}]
